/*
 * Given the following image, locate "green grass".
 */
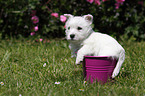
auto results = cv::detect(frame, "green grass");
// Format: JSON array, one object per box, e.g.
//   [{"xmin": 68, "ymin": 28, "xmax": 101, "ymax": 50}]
[{"xmin": 0, "ymin": 39, "xmax": 145, "ymax": 96}]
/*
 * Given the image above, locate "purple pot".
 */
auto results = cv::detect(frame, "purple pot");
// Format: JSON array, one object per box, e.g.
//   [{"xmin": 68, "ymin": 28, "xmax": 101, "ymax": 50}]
[{"xmin": 83, "ymin": 56, "xmax": 117, "ymax": 84}]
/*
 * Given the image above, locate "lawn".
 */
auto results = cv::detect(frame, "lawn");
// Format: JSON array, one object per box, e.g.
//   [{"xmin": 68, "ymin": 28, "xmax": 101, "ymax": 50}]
[{"xmin": 0, "ymin": 39, "xmax": 145, "ymax": 96}]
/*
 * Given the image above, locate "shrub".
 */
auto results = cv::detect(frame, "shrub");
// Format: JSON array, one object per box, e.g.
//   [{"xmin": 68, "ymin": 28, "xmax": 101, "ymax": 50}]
[
  {"xmin": 0, "ymin": 0, "xmax": 145, "ymax": 40},
  {"xmin": 0, "ymin": 0, "xmax": 40, "ymax": 38}
]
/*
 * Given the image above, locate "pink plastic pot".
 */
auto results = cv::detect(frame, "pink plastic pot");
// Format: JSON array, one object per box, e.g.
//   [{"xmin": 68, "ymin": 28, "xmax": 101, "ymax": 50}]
[{"xmin": 83, "ymin": 56, "xmax": 117, "ymax": 84}]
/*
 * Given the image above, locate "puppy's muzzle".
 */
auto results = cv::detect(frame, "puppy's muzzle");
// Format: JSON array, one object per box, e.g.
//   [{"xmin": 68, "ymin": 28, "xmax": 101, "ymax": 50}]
[{"xmin": 70, "ymin": 34, "xmax": 75, "ymax": 39}]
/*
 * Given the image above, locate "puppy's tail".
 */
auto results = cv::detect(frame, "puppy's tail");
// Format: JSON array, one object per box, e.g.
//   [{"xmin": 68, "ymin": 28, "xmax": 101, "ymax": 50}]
[{"xmin": 112, "ymin": 50, "xmax": 125, "ymax": 78}]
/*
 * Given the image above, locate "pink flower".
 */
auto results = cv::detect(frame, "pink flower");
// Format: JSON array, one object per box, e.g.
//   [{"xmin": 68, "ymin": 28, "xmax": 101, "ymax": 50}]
[
  {"xmin": 39, "ymin": 38, "xmax": 43, "ymax": 42},
  {"xmin": 30, "ymin": 32, "xmax": 35, "ymax": 36},
  {"xmin": 94, "ymin": 0, "xmax": 101, "ymax": 5},
  {"xmin": 31, "ymin": 16, "xmax": 39, "ymax": 24},
  {"xmin": 34, "ymin": 25, "xmax": 38, "ymax": 31},
  {"xmin": 60, "ymin": 15, "xmax": 67, "ymax": 23},
  {"xmin": 87, "ymin": 0, "xmax": 94, "ymax": 3},
  {"xmin": 115, "ymin": 0, "xmax": 125, "ymax": 9},
  {"xmin": 115, "ymin": 3, "xmax": 120, "ymax": 9},
  {"xmin": 51, "ymin": 13, "xmax": 59, "ymax": 18},
  {"xmin": 138, "ymin": 1, "xmax": 143, "ymax": 6},
  {"xmin": 102, "ymin": 0, "xmax": 107, "ymax": 2},
  {"xmin": 64, "ymin": 25, "xmax": 66, "ymax": 29},
  {"xmin": 116, "ymin": 0, "xmax": 125, "ymax": 3},
  {"xmin": 31, "ymin": 10, "xmax": 36, "ymax": 16}
]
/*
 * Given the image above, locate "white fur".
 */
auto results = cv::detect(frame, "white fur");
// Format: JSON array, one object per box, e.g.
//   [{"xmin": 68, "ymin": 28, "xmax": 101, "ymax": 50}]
[{"xmin": 64, "ymin": 14, "xmax": 125, "ymax": 78}]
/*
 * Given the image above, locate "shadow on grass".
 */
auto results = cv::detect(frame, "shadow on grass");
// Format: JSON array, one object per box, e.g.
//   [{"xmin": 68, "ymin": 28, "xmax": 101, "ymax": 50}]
[
  {"xmin": 120, "ymin": 71, "xmax": 131, "ymax": 78},
  {"xmin": 49, "ymin": 66, "xmax": 84, "ymax": 83}
]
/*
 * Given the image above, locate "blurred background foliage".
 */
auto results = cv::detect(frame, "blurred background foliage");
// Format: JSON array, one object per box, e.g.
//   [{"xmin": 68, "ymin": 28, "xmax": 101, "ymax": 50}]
[{"xmin": 0, "ymin": 0, "xmax": 145, "ymax": 41}]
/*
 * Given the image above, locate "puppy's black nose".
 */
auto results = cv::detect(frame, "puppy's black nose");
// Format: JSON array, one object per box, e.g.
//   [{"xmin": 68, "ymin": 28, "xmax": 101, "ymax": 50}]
[{"xmin": 70, "ymin": 34, "xmax": 75, "ymax": 39}]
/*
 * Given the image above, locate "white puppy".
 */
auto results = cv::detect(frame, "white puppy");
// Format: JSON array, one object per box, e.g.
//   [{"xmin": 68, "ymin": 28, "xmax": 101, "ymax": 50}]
[{"xmin": 64, "ymin": 14, "xmax": 125, "ymax": 78}]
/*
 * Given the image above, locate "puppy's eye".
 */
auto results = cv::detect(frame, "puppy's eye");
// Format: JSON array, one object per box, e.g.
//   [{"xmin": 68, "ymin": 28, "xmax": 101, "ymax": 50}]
[
  {"xmin": 77, "ymin": 27, "xmax": 82, "ymax": 30},
  {"xmin": 68, "ymin": 27, "xmax": 70, "ymax": 30}
]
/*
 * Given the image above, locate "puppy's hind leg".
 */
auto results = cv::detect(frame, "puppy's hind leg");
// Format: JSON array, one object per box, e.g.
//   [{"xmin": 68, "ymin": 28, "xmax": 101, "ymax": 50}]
[{"xmin": 112, "ymin": 51, "xmax": 125, "ymax": 78}]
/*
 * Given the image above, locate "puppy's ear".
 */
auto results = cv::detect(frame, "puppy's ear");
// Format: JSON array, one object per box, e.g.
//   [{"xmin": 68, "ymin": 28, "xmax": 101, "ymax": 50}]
[
  {"xmin": 83, "ymin": 14, "xmax": 93, "ymax": 24},
  {"xmin": 64, "ymin": 14, "xmax": 73, "ymax": 19}
]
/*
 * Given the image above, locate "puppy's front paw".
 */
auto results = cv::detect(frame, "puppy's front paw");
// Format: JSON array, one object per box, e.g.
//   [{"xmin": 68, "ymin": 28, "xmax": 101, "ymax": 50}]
[{"xmin": 75, "ymin": 60, "xmax": 81, "ymax": 65}]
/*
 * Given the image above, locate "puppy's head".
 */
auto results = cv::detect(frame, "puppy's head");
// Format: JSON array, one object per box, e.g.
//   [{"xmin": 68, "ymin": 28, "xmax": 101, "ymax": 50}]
[{"xmin": 64, "ymin": 14, "xmax": 93, "ymax": 42}]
